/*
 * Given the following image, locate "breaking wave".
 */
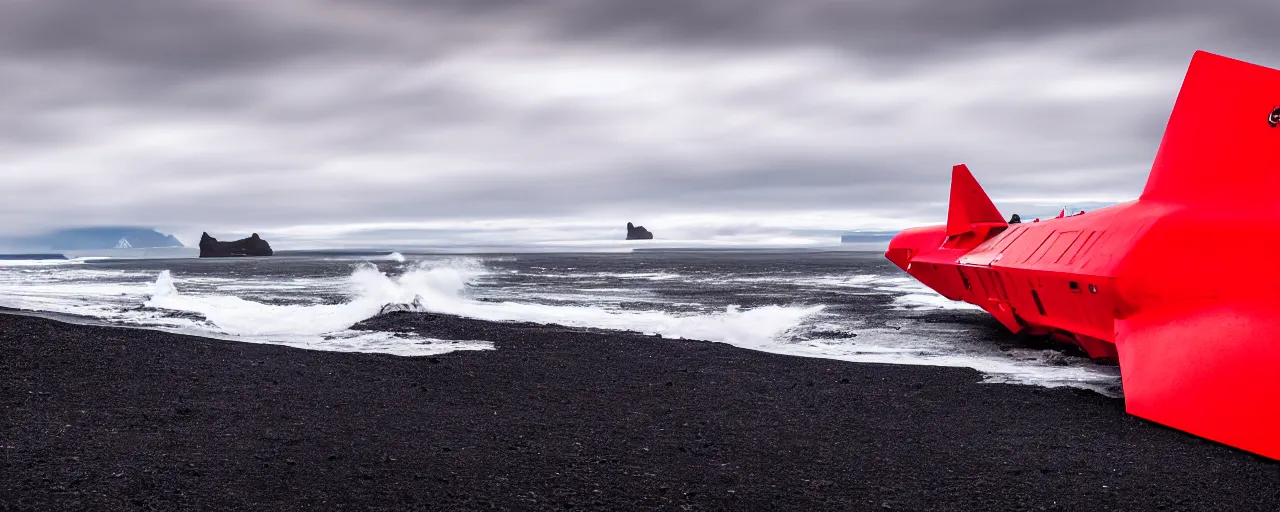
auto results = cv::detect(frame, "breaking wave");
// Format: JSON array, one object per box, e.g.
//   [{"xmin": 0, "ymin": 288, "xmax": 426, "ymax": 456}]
[
  {"xmin": 116, "ymin": 260, "xmax": 491, "ymax": 355},
  {"xmin": 143, "ymin": 259, "xmax": 822, "ymax": 350}
]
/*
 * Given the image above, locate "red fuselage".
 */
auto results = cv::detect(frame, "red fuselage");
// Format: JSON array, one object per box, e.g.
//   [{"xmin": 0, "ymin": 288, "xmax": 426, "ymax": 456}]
[
  {"xmin": 885, "ymin": 50, "xmax": 1280, "ymax": 460},
  {"xmin": 886, "ymin": 201, "xmax": 1156, "ymax": 361}
]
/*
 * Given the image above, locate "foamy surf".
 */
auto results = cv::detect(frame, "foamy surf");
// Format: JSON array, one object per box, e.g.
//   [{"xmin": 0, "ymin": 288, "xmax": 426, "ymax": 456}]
[
  {"xmin": 129, "ymin": 259, "xmax": 823, "ymax": 357},
  {"xmin": 358, "ymin": 261, "xmax": 821, "ymax": 345},
  {"xmin": 742, "ymin": 325, "xmax": 1120, "ymax": 394},
  {"xmin": 0, "ymin": 253, "xmax": 1119, "ymax": 393},
  {"xmin": 138, "ymin": 267, "xmax": 491, "ymax": 356},
  {"xmin": 0, "ymin": 256, "xmax": 112, "ymax": 267}
]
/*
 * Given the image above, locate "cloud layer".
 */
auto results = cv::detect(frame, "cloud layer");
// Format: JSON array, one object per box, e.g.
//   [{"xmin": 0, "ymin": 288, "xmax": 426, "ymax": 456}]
[{"xmin": 3, "ymin": 0, "xmax": 1278, "ymax": 246}]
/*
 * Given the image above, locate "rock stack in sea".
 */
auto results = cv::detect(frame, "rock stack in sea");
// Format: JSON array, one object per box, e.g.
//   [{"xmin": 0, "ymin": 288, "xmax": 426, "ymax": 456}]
[
  {"xmin": 198, "ymin": 232, "xmax": 274, "ymax": 258},
  {"xmin": 626, "ymin": 222, "xmax": 654, "ymax": 240}
]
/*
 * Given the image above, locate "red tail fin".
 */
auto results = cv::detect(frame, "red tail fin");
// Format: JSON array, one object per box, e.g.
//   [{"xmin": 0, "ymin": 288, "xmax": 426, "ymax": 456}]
[
  {"xmin": 946, "ymin": 164, "xmax": 1005, "ymax": 237},
  {"xmin": 1119, "ymin": 50, "xmax": 1280, "ymax": 459},
  {"xmin": 1140, "ymin": 51, "xmax": 1280, "ymax": 205}
]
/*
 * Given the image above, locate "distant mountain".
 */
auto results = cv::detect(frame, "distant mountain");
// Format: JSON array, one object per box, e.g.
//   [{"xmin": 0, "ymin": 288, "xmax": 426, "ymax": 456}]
[{"xmin": 13, "ymin": 227, "xmax": 184, "ymax": 251}]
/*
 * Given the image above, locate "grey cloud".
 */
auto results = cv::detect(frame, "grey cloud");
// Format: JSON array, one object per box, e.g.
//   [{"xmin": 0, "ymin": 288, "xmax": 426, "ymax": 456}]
[
  {"xmin": 1, "ymin": 0, "xmax": 1277, "ymax": 244},
  {"xmin": 9, "ymin": 1, "xmax": 1276, "ymax": 73},
  {"xmin": 0, "ymin": 0, "xmax": 349, "ymax": 70},
  {"xmin": 417, "ymin": 0, "xmax": 1280, "ymax": 62}
]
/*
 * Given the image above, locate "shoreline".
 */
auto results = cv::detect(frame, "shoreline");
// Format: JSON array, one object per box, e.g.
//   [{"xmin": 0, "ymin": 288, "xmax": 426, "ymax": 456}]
[{"xmin": 3, "ymin": 311, "xmax": 1278, "ymax": 510}]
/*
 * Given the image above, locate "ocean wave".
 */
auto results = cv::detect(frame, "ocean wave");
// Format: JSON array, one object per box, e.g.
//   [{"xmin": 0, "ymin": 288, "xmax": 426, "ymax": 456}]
[
  {"xmin": 140, "ymin": 258, "xmax": 821, "ymax": 350},
  {"xmin": 0, "ymin": 256, "xmax": 111, "ymax": 267},
  {"xmin": 0, "ymin": 254, "xmax": 1115, "ymax": 392},
  {"xmin": 377, "ymin": 252, "xmax": 406, "ymax": 263}
]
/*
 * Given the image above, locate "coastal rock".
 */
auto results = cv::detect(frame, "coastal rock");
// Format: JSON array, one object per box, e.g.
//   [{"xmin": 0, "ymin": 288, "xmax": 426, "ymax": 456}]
[
  {"xmin": 378, "ymin": 296, "xmax": 427, "ymax": 316},
  {"xmin": 625, "ymin": 222, "xmax": 654, "ymax": 240},
  {"xmin": 198, "ymin": 232, "xmax": 274, "ymax": 258}
]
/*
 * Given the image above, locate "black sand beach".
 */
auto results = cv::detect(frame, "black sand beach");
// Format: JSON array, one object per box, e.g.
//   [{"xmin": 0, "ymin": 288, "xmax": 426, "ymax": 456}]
[{"xmin": 3, "ymin": 311, "xmax": 1278, "ymax": 511}]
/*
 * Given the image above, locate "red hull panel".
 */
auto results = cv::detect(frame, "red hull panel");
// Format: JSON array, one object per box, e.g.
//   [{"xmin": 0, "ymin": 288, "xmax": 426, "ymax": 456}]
[{"xmin": 886, "ymin": 50, "xmax": 1280, "ymax": 459}]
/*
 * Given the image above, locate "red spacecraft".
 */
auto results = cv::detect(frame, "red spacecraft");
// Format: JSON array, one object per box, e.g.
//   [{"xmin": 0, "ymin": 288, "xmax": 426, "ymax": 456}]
[{"xmin": 885, "ymin": 50, "xmax": 1280, "ymax": 460}]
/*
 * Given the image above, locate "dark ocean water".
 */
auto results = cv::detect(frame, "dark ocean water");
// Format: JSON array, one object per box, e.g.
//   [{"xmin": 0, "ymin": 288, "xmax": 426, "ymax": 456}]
[{"xmin": 0, "ymin": 250, "xmax": 1120, "ymax": 393}]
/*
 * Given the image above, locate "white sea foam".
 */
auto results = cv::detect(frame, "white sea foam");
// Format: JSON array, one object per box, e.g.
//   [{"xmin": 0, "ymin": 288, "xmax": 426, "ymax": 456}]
[
  {"xmin": 529, "ymin": 271, "xmax": 684, "ymax": 281},
  {"xmin": 134, "ymin": 264, "xmax": 490, "ymax": 355},
  {"xmin": 0, "ymin": 257, "xmax": 111, "ymax": 267},
  {"xmin": 134, "ymin": 259, "xmax": 821, "ymax": 351},
  {"xmin": 0, "ymin": 260, "xmax": 490, "ymax": 356},
  {"xmin": 137, "ymin": 261, "xmax": 966, "ymax": 345},
  {"xmin": 892, "ymin": 293, "xmax": 982, "ymax": 310},
  {"xmin": 706, "ymin": 272, "xmax": 980, "ymax": 310},
  {"xmin": 746, "ymin": 330, "xmax": 1120, "ymax": 394},
  {"xmin": 0, "ymin": 255, "xmax": 1117, "ymax": 392}
]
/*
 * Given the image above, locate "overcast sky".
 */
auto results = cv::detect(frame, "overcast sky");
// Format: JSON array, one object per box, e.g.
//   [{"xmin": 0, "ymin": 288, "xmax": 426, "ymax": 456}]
[{"xmin": 2, "ymin": 0, "xmax": 1278, "ymax": 248}]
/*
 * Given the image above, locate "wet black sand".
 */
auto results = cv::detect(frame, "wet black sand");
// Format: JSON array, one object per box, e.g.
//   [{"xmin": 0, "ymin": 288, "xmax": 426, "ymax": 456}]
[{"xmin": 3, "ymin": 312, "xmax": 1278, "ymax": 511}]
